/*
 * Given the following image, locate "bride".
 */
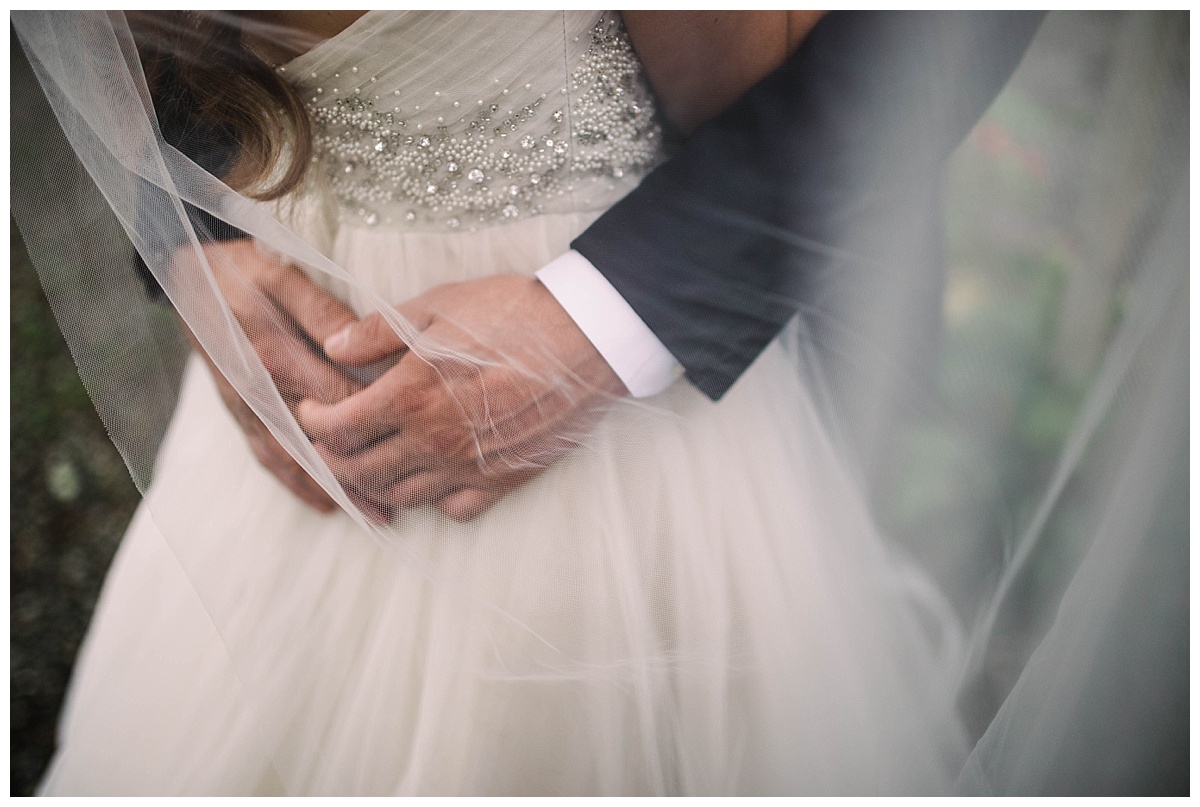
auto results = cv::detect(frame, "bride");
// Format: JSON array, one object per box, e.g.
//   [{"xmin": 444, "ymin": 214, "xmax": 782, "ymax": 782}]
[{"xmin": 12, "ymin": 10, "xmax": 1186, "ymax": 796}]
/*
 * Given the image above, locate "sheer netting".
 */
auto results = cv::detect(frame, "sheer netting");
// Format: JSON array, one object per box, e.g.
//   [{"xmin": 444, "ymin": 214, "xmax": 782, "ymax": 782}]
[{"xmin": 11, "ymin": 10, "xmax": 1188, "ymax": 795}]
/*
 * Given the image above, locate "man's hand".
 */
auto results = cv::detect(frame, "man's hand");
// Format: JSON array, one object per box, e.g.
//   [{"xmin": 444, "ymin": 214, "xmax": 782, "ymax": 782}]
[
  {"xmin": 177, "ymin": 240, "xmax": 370, "ymax": 515},
  {"xmin": 296, "ymin": 274, "xmax": 627, "ymax": 521},
  {"xmin": 184, "ymin": 240, "xmax": 363, "ymax": 407}
]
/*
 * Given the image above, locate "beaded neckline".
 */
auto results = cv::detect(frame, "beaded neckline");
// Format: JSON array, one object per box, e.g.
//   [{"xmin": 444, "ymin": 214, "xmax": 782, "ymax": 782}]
[{"xmin": 279, "ymin": 13, "xmax": 664, "ymax": 231}]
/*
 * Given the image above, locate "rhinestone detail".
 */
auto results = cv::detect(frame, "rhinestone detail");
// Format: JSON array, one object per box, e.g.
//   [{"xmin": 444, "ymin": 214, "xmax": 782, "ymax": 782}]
[{"xmin": 302, "ymin": 16, "xmax": 662, "ymax": 228}]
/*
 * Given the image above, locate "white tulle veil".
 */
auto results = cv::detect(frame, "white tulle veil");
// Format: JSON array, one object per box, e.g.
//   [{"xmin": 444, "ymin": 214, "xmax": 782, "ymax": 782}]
[{"xmin": 10, "ymin": 10, "xmax": 1188, "ymax": 794}]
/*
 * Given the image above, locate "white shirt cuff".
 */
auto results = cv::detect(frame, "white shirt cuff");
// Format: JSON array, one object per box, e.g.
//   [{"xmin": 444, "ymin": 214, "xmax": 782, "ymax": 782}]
[{"xmin": 536, "ymin": 250, "xmax": 683, "ymax": 398}]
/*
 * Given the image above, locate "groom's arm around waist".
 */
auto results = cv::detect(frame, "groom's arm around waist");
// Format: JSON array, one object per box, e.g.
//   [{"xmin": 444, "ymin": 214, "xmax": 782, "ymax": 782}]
[{"xmin": 566, "ymin": 11, "xmax": 1044, "ymax": 401}]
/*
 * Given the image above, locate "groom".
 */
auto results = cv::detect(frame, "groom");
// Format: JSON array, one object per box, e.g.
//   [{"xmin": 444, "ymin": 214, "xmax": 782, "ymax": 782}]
[{"xmin": 239, "ymin": 12, "xmax": 1045, "ymax": 519}]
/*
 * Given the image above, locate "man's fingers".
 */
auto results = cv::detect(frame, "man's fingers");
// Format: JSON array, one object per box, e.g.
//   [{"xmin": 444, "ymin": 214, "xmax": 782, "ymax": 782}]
[
  {"xmin": 378, "ymin": 461, "xmax": 542, "ymax": 511},
  {"xmin": 313, "ymin": 428, "xmax": 540, "ymax": 511},
  {"xmin": 209, "ymin": 295, "xmax": 362, "ymax": 405},
  {"xmin": 437, "ymin": 488, "xmax": 503, "ymax": 522},
  {"xmin": 324, "ymin": 303, "xmax": 432, "ymax": 367},
  {"xmin": 297, "ymin": 381, "xmax": 402, "ymax": 449},
  {"xmin": 258, "ymin": 331, "xmax": 364, "ymax": 405},
  {"xmin": 388, "ymin": 470, "xmax": 459, "ymax": 509},
  {"xmin": 297, "ymin": 352, "xmax": 443, "ymax": 449},
  {"xmin": 345, "ymin": 486, "xmax": 393, "ymax": 526},
  {"xmin": 323, "ymin": 312, "xmax": 398, "ymax": 366},
  {"xmin": 260, "ymin": 259, "xmax": 359, "ymax": 346},
  {"xmin": 314, "ymin": 437, "xmax": 430, "ymax": 495}
]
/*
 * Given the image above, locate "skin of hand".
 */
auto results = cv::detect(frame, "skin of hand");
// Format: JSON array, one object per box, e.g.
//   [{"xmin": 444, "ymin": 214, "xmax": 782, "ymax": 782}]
[
  {"xmin": 183, "ymin": 13, "xmax": 817, "ymax": 525},
  {"xmin": 295, "ymin": 273, "xmax": 628, "ymax": 522},
  {"xmin": 187, "ymin": 327, "xmax": 337, "ymax": 513},
  {"xmin": 177, "ymin": 240, "xmax": 384, "ymax": 517}
]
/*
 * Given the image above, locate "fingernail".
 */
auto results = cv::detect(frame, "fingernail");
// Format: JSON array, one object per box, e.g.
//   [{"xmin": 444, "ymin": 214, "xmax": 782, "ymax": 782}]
[
  {"xmin": 296, "ymin": 399, "xmax": 319, "ymax": 423},
  {"xmin": 325, "ymin": 326, "xmax": 350, "ymax": 355}
]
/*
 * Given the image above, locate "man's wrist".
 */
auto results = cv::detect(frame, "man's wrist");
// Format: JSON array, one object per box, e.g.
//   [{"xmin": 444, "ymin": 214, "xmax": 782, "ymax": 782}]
[{"xmin": 536, "ymin": 250, "xmax": 683, "ymax": 398}]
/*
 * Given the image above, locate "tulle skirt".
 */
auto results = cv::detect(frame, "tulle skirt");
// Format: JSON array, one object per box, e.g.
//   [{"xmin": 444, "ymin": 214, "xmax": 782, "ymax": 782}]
[{"xmin": 40, "ymin": 209, "xmax": 969, "ymax": 795}]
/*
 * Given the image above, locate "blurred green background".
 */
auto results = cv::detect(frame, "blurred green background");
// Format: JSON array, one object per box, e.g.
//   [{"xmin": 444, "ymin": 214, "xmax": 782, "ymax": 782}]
[{"xmin": 9, "ymin": 11, "xmax": 1187, "ymax": 795}]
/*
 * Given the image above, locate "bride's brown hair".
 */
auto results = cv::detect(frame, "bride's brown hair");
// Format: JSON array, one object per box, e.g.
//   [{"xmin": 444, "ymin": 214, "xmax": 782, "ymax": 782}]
[{"xmin": 127, "ymin": 11, "xmax": 312, "ymax": 201}]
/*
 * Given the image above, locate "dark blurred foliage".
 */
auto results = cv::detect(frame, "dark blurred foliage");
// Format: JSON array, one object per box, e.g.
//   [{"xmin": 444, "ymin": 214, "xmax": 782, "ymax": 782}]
[{"xmin": 10, "ymin": 223, "xmax": 147, "ymax": 795}]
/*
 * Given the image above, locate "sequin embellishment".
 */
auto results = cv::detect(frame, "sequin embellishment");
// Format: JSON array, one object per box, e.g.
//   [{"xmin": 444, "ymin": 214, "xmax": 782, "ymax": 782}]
[{"xmin": 300, "ymin": 16, "xmax": 663, "ymax": 229}]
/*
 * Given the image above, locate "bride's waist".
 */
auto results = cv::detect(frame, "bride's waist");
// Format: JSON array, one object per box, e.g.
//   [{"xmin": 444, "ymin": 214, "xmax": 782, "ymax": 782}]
[{"xmin": 284, "ymin": 207, "xmax": 604, "ymax": 314}]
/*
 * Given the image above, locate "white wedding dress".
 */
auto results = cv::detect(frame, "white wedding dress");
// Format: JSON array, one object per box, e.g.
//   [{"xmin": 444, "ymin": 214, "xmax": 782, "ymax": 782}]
[{"xmin": 39, "ymin": 11, "xmax": 969, "ymax": 795}]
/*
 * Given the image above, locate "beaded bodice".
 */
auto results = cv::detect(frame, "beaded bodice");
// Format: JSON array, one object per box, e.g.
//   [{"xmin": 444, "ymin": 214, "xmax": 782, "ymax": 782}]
[{"xmin": 281, "ymin": 11, "xmax": 664, "ymax": 232}]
